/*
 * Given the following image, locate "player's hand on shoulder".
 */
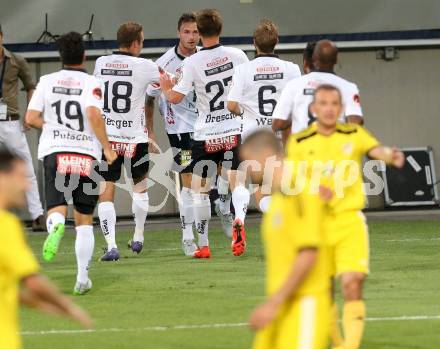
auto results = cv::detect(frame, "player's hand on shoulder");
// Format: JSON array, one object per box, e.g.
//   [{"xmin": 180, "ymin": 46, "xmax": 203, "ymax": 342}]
[{"xmin": 103, "ymin": 146, "xmax": 118, "ymax": 165}]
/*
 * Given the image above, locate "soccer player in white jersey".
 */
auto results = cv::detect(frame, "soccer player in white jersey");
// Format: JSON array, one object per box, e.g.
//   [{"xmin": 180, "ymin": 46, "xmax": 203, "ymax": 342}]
[
  {"xmin": 94, "ymin": 22, "xmax": 161, "ymax": 260},
  {"xmin": 146, "ymin": 13, "xmax": 203, "ymax": 256},
  {"xmin": 160, "ymin": 9, "xmax": 250, "ymax": 258},
  {"xmin": 227, "ymin": 19, "xmax": 301, "ymax": 213},
  {"xmin": 272, "ymin": 39, "xmax": 363, "ymax": 137},
  {"xmin": 25, "ymin": 32, "xmax": 117, "ymax": 294}
]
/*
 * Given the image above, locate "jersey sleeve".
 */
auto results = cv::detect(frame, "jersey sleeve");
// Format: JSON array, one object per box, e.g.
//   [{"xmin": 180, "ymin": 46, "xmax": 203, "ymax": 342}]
[
  {"xmin": 0, "ymin": 216, "xmax": 39, "ymax": 279},
  {"xmin": 27, "ymin": 77, "xmax": 45, "ymax": 112},
  {"xmin": 85, "ymin": 77, "xmax": 104, "ymax": 110},
  {"xmin": 238, "ymin": 50, "xmax": 249, "ymax": 65},
  {"xmin": 93, "ymin": 58, "xmax": 100, "ymax": 77},
  {"xmin": 144, "ymin": 59, "xmax": 161, "ymax": 84},
  {"xmin": 344, "ymin": 82, "xmax": 363, "ymax": 117},
  {"xmin": 146, "ymin": 83, "xmax": 161, "ymax": 97},
  {"xmin": 287, "ymin": 62, "xmax": 302, "ymax": 80},
  {"xmin": 356, "ymin": 126, "xmax": 380, "ymax": 154},
  {"xmin": 272, "ymin": 82, "xmax": 294, "ymax": 121},
  {"xmin": 227, "ymin": 65, "xmax": 245, "ymax": 102},
  {"xmin": 172, "ymin": 58, "xmax": 194, "ymax": 96}
]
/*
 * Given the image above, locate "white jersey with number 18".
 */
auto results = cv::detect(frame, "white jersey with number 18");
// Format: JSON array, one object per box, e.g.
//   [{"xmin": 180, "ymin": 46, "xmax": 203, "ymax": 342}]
[
  {"xmin": 172, "ymin": 44, "xmax": 249, "ymax": 141},
  {"xmin": 94, "ymin": 52, "xmax": 160, "ymax": 143},
  {"xmin": 28, "ymin": 68, "xmax": 103, "ymax": 160},
  {"xmin": 227, "ymin": 54, "xmax": 301, "ymax": 139}
]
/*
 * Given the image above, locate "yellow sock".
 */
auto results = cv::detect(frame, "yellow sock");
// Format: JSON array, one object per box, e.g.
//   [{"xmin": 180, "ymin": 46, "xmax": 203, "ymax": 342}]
[
  {"xmin": 343, "ymin": 300, "xmax": 366, "ymax": 349},
  {"xmin": 330, "ymin": 303, "xmax": 344, "ymax": 348}
]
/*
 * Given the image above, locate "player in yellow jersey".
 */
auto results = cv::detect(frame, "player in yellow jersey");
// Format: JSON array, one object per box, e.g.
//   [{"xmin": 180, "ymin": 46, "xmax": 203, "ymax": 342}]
[
  {"xmin": 0, "ymin": 148, "xmax": 92, "ymax": 349},
  {"xmin": 240, "ymin": 130, "xmax": 331, "ymax": 349},
  {"xmin": 286, "ymin": 84, "xmax": 405, "ymax": 349}
]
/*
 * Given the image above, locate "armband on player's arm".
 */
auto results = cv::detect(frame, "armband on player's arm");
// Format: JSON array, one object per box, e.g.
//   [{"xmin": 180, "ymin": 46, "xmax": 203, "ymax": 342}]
[
  {"xmin": 367, "ymin": 145, "xmax": 405, "ymax": 168},
  {"xmin": 25, "ymin": 110, "xmax": 44, "ymax": 129}
]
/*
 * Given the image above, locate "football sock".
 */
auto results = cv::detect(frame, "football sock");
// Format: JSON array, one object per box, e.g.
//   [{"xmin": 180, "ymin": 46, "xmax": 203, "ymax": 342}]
[
  {"xmin": 193, "ymin": 193, "xmax": 211, "ymax": 247},
  {"xmin": 180, "ymin": 187, "xmax": 195, "ymax": 241},
  {"xmin": 217, "ymin": 176, "xmax": 231, "ymax": 215},
  {"xmin": 343, "ymin": 300, "xmax": 366, "ymax": 349},
  {"xmin": 46, "ymin": 212, "xmax": 65, "ymax": 234},
  {"xmin": 132, "ymin": 192, "xmax": 149, "ymax": 243},
  {"xmin": 75, "ymin": 225, "xmax": 94, "ymax": 284},
  {"xmin": 330, "ymin": 302, "xmax": 345, "ymax": 348},
  {"xmin": 98, "ymin": 201, "xmax": 117, "ymax": 249},
  {"xmin": 232, "ymin": 185, "xmax": 250, "ymax": 222},
  {"xmin": 258, "ymin": 195, "xmax": 272, "ymax": 213}
]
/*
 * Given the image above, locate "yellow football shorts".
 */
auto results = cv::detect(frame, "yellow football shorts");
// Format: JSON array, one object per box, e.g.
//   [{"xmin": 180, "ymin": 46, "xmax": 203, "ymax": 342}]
[
  {"xmin": 252, "ymin": 293, "xmax": 330, "ymax": 349},
  {"xmin": 325, "ymin": 210, "xmax": 370, "ymax": 276}
]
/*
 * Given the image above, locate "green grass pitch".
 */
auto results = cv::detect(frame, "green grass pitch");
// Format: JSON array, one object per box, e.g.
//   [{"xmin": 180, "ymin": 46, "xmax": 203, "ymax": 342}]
[{"xmin": 20, "ymin": 220, "xmax": 440, "ymax": 349}]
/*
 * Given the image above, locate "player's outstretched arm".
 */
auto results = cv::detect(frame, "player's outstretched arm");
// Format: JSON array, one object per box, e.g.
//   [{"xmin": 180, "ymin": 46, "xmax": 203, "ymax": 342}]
[
  {"xmin": 25, "ymin": 110, "xmax": 44, "ymax": 129},
  {"xmin": 249, "ymin": 248, "xmax": 318, "ymax": 330},
  {"xmin": 20, "ymin": 274, "xmax": 93, "ymax": 328},
  {"xmin": 86, "ymin": 106, "xmax": 117, "ymax": 164},
  {"xmin": 368, "ymin": 146, "xmax": 405, "ymax": 168}
]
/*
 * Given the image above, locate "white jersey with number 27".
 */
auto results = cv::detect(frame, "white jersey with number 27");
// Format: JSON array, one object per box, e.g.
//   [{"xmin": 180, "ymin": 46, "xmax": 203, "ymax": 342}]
[
  {"xmin": 172, "ymin": 44, "xmax": 249, "ymax": 141},
  {"xmin": 94, "ymin": 52, "xmax": 160, "ymax": 143},
  {"xmin": 227, "ymin": 54, "xmax": 301, "ymax": 139},
  {"xmin": 28, "ymin": 68, "xmax": 103, "ymax": 160}
]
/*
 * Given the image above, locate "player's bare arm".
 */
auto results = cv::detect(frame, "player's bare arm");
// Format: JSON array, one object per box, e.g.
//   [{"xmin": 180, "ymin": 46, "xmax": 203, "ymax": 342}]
[
  {"xmin": 160, "ymin": 73, "xmax": 185, "ymax": 104},
  {"xmin": 249, "ymin": 248, "xmax": 318, "ymax": 330},
  {"xmin": 368, "ymin": 145, "xmax": 405, "ymax": 168},
  {"xmin": 25, "ymin": 109, "xmax": 44, "ymax": 129},
  {"xmin": 226, "ymin": 101, "xmax": 242, "ymax": 116},
  {"xmin": 272, "ymin": 118, "xmax": 291, "ymax": 132},
  {"xmin": 86, "ymin": 106, "xmax": 117, "ymax": 164},
  {"xmin": 145, "ymin": 96, "xmax": 159, "ymax": 153},
  {"xmin": 20, "ymin": 274, "xmax": 93, "ymax": 328}
]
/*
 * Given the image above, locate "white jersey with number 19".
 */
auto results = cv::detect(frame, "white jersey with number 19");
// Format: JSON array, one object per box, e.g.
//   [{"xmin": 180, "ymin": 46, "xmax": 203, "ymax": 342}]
[
  {"xmin": 172, "ymin": 44, "xmax": 249, "ymax": 141},
  {"xmin": 227, "ymin": 54, "xmax": 301, "ymax": 139},
  {"xmin": 28, "ymin": 68, "xmax": 103, "ymax": 160},
  {"xmin": 94, "ymin": 52, "xmax": 160, "ymax": 143}
]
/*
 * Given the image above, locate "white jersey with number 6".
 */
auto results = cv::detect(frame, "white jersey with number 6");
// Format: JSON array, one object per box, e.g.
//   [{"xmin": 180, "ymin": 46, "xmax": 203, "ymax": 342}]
[
  {"xmin": 28, "ymin": 68, "xmax": 103, "ymax": 160},
  {"xmin": 272, "ymin": 71, "xmax": 363, "ymax": 133},
  {"xmin": 94, "ymin": 52, "xmax": 160, "ymax": 143},
  {"xmin": 227, "ymin": 54, "xmax": 301, "ymax": 139},
  {"xmin": 172, "ymin": 44, "xmax": 249, "ymax": 141}
]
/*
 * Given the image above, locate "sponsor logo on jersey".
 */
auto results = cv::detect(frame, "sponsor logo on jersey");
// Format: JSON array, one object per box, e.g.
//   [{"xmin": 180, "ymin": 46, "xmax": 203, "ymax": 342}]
[
  {"xmin": 100, "ymin": 69, "xmax": 132, "ymax": 76},
  {"xmin": 303, "ymin": 88, "xmax": 315, "ymax": 95},
  {"xmin": 105, "ymin": 62, "xmax": 129, "ymax": 69},
  {"xmin": 53, "ymin": 87, "xmax": 83, "ymax": 95},
  {"xmin": 56, "ymin": 153, "xmax": 93, "ymax": 177},
  {"xmin": 207, "ymin": 56, "xmax": 228, "ymax": 68},
  {"xmin": 204, "ymin": 62, "xmax": 233, "ymax": 76},
  {"xmin": 57, "ymin": 78, "xmax": 81, "ymax": 87},
  {"xmin": 204, "ymin": 135, "xmax": 239, "ymax": 153},
  {"xmin": 53, "ymin": 130, "xmax": 93, "ymax": 142},
  {"xmin": 353, "ymin": 94, "xmax": 360, "ymax": 104},
  {"xmin": 205, "ymin": 112, "xmax": 235, "ymax": 124},
  {"xmin": 253, "ymin": 72, "xmax": 284, "ymax": 81},
  {"xmin": 256, "ymin": 65, "xmax": 280, "ymax": 73},
  {"xmin": 110, "ymin": 141, "xmax": 137, "ymax": 158}
]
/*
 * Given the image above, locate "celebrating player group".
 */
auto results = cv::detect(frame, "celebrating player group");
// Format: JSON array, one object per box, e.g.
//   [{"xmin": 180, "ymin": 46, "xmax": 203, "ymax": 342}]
[{"xmin": 24, "ymin": 8, "xmax": 406, "ymax": 349}]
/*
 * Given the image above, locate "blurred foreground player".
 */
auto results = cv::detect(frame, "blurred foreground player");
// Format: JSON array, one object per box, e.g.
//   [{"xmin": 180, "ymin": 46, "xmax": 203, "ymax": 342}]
[
  {"xmin": 286, "ymin": 84, "xmax": 404, "ymax": 349},
  {"xmin": 240, "ymin": 131, "xmax": 330, "ymax": 349},
  {"xmin": 0, "ymin": 149, "xmax": 92, "ymax": 349},
  {"xmin": 25, "ymin": 32, "xmax": 117, "ymax": 294}
]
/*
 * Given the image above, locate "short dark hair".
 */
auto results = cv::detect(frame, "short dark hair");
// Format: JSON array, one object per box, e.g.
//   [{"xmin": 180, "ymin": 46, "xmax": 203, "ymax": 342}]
[
  {"xmin": 178, "ymin": 12, "xmax": 196, "ymax": 31},
  {"xmin": 253, "ymin": 19, "xmax": 278, "ymax": 53},
  {"xmin": 303, "ymin": 41, "xmax": 316, "ymax": 66},
  {"xmin": 196, "ymin": 9, "xmax": 223, "ymax": 37},
  {"xmin": 117, "ymin": 22, "xmax": 143, "ymax": 48},
  {"xmin": 0, "ymin": 147, "xmax": 23, "ymax": 173},
  {"xmin": 313, "ymin": 84, "xmax": 342, "ymax": 103},
  {"xmin": 57, "ymin": 31, "xmax": 85, "ymax": 65}
]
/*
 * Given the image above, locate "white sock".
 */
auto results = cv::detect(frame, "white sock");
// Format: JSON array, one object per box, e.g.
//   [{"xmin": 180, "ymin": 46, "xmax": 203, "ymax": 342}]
[
  {"xmin": 217, "ymin": 176, "xmax": 231, "ymax": 214},
  {"xmin": 75, "ymin": 225, "xmax": 94, "ymax": 284},
  {"xmin": 258, "ymin": 196, "xmax": 272, "ymax": 213},
  {"xmin": 193, "ymin": 193, "xmax": 211, "ymax": 247},
  {"xmin": 98, "ymin": 201, "xmax": 117, "ymax": 249},
  {"xmin": 232, "ymin": 186, "xmax": 250, "ymax": 223},
  {"xmin": 46, "ymin": 212, "xmax": 65, "ymax": 234},
  {"xmin": 180, "ymin": 187, "xmax": 195, "ymax": 241},
  {"xmin": 132, "ymin": 192, "xmax": 149, "ymax": 243}
]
